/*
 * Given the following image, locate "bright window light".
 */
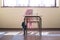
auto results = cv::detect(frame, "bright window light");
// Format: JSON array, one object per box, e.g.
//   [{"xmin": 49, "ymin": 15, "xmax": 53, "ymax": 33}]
[
  {"xmin": 2, "ymin": 0, "xmax": 59, "ymax": 7},
  {"xmin": 4, "ymin": 0, "xmax": 16, "ymax": 6},
  {"xmin": 16, "ymin": 0, "xmax": 28, "ymax": 6}
]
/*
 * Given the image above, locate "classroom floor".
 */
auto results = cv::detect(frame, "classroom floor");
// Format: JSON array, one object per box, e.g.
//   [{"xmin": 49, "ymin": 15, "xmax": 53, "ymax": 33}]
[{"xmin": 0, "ymin": 30, "xmax": 60, "ymax": 40}]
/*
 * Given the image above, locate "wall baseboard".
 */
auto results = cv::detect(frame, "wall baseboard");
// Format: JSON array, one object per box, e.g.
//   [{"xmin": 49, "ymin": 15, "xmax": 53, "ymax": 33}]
[{"xmin": 0, "ymin": 28, "xmax": 60, "ymax": 31}]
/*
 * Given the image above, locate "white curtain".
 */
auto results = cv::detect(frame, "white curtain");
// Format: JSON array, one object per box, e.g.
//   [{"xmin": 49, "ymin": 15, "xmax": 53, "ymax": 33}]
[
  {"xmin": 16, "ymin": 0, "xmax": 28, "ymax": 6},
  {"xmin": 3, "ymin": 0, "xmax": 58, "ymax": 6},
  {"xmin": 4, "ymin": 0, "xmax": 16, "ymax": 6},
  {"xmin": 29, "ymin": 0, "xmax": 55, "ymax": 6}
]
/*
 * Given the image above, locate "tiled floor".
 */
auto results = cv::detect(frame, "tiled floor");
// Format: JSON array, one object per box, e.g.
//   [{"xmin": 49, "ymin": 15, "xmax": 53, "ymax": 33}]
[{"xmin": 0, "ymin": 30, "xmax": 60, "ymax": 40}]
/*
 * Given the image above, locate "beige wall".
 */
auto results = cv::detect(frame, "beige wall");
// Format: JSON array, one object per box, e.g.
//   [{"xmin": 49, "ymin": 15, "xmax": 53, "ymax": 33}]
[{"xmin": 0, "ymin": 0, "xmax": 60, "ymax": 28}]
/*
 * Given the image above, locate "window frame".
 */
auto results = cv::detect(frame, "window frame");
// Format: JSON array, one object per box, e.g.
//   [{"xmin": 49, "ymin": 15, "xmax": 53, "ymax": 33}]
[{"xmin": 2, "ymin": 0, "xmax": 59, "ymax": 8}]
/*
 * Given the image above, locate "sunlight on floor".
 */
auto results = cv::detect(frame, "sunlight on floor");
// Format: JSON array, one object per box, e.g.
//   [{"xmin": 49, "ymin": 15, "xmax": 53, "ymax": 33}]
[
  {"xmin": 0, "ymin": 31, "xmax": 60, "ymax": 36},
  {"xmin": 0, "ymin": 32, "xmax": 5, "ymax": 35},
  {"xmin": 0, "ymin": 31, "xmax": 49, "ymax": 35},
  {"xmin": 4, "ymin": 32, "xmax": 20, "ymax": 35},
  {"xmin": 42, "ymin": 32, "xmax": 49, "ymax": 35}
]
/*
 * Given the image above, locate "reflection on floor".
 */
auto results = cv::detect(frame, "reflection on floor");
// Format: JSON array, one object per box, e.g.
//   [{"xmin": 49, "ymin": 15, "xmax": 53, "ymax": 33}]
[{"xmin": 0, "ymin": 30, "xmax": 60, "ymax": 40}]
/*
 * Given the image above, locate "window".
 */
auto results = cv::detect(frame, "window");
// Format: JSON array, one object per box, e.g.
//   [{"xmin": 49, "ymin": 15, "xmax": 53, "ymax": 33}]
[{"xmin": 2, "ymin": 0, "xmax": 59, "ymax": 7}]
